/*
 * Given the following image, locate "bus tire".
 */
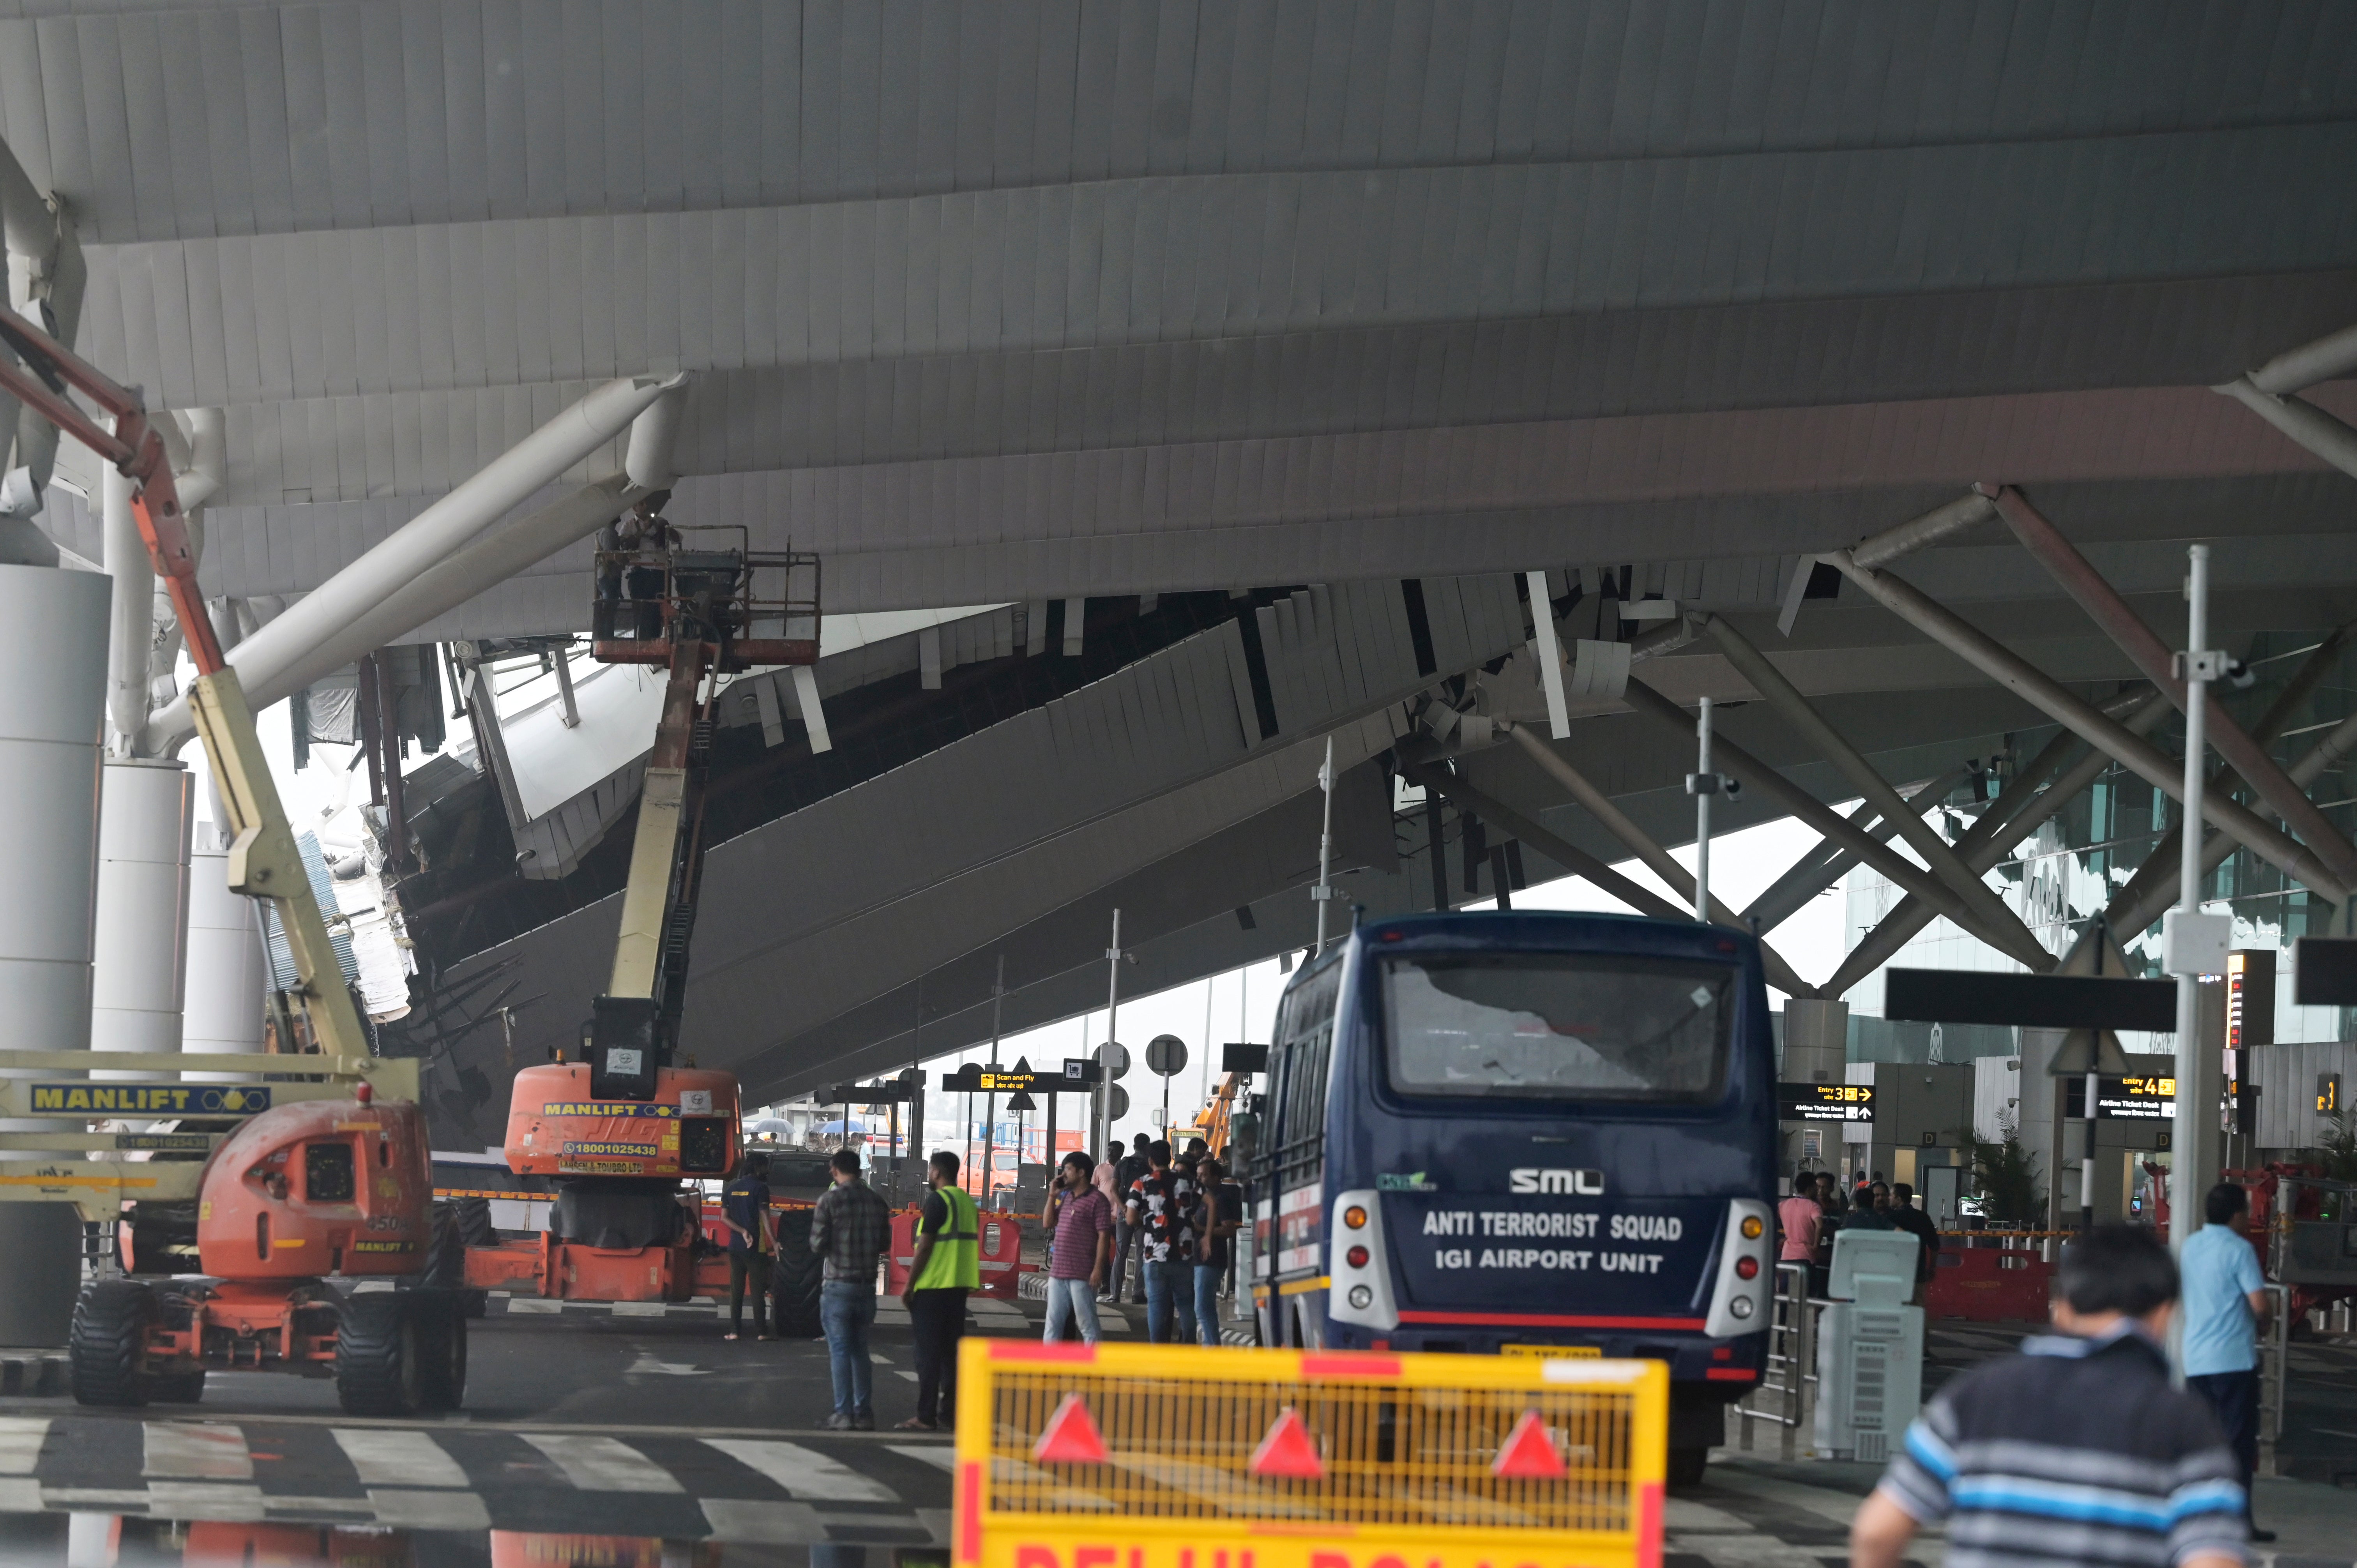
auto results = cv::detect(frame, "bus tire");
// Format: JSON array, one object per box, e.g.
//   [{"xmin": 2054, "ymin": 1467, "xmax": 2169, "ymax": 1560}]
[{"xmin": 1667, "ymin": 1445, "xmax": 1710, "ymax": 1489}]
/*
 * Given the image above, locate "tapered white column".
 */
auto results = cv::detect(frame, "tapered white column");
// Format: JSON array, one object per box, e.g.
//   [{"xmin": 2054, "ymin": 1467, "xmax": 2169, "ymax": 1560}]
[
  {"xmin": 182, "ymin": 818, "xmax": 267, "ymax": 1077},
  {"xmin": 0, "ymin": 563, "xmax": 108, "ymax": 1346}
]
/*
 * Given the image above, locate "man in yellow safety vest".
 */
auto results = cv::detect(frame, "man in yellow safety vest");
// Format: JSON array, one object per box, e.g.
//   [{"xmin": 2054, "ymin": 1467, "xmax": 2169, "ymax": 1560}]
[{"xmin": 897, "ymin": 1150, "xmax": 979, "ymax": 1432}]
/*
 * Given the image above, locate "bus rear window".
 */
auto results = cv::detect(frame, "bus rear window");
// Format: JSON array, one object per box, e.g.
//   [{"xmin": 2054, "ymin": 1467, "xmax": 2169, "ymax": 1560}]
[{"xmin": 1381, "ymin": 953, "xmax": 1733, "ymax": 1102}]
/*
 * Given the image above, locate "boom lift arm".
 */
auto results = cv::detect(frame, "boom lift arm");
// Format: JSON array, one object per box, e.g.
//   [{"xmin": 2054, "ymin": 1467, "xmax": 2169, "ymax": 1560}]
[{"xmin": 0, "ymin": 306, "xmax": 368, "ymax": 1060}]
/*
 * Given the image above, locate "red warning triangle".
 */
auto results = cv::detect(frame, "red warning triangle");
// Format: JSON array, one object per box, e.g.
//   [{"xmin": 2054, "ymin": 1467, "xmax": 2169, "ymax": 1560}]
[
  {"xmin": 1032, "ymin": 1393, "xmax": 1109, "ymax": 1465},
  {"xmin": 1491, "ymin": 1410, "xmax": 1567, "ymax": 1480},
  {"xmin": 1249, "ymin": 1406, "xmax": 1325, "ymax": 1480}
]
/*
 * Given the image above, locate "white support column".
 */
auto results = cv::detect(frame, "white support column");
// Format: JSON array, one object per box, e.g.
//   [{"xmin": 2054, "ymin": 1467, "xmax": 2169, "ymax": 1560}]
[
  {"xmin": 183, "ymin": 821, "xmax": 268, "ymax": 1076},
  {"xmin": 0, "ymin": 562, "xmax": 109, "ymax": 1346},
  {"xmin": 89, "ymin": 758, "xmax": 192, "ymax": 1068}
]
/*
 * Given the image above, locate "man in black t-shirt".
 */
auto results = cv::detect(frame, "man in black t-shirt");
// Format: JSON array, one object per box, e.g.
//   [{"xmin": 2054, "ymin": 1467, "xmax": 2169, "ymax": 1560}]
[
  {"xmin": 720, "ymin": 1153, "xmax": 775, "ymax": 1341},
  {"xmin": 1106, "ymin": 1133, "xmax": 1152, "ymax": 1304},
  {"xmin": 1191, "ymin": 1157, "xmax": 1244, "ymax": 1346},
  {"xmin": 1890, "ymin": 1182, "xmax": 1942, "ymax": 1301}
]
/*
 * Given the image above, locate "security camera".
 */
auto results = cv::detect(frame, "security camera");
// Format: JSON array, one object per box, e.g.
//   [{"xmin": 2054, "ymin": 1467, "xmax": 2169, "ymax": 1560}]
[{"xmin": 1722, "ymin": 775, "xmax": 1742, "ymax": 803}]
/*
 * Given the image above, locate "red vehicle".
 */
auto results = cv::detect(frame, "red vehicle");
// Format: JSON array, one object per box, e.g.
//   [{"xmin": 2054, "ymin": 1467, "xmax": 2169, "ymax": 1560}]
[{"xmin": 72, "ymin": 1085, "xmax": 467, "ymax": 1414}]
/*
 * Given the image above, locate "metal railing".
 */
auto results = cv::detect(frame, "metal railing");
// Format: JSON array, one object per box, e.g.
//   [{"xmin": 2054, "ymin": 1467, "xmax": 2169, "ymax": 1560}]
[
  {"xmin": 1734, "ymin": 1263, "xmax": 1819, "ymax": 1459},
  {"xmin": 2257, "ymin": 1282, "xmax": 2290, "ymax": 1477},
  {"xmin": 954, "ymin": 1341, "xmax": 1668, "ymax": 1566}
]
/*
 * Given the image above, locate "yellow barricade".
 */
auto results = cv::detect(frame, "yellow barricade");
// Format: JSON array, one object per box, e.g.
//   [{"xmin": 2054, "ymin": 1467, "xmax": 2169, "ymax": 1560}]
[{"xmin": 951, "ymin": 1340, "xmax": 1667, "ymax": 1568}]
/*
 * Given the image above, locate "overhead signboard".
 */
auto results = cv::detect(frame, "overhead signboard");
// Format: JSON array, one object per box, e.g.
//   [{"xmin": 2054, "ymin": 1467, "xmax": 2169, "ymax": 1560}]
[
  {"xmin": 1222, "ymin": 1043, "xmax": 1270, "ymax": 1074},
  {"xmin": 1777, "ymin": 1082, "xmax": 1874, "ymax": 1122},
  {"xmin": 1883, "ymin": 968, "xmax": 2176, "ymax": 1032},
  {"xmin": 2064, "ymin": 1074, "xmax": 2179, "ymax": 1120}
]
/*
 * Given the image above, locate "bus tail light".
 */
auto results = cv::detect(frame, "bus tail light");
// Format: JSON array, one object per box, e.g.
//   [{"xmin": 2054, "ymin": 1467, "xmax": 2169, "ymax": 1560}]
[
  {"xmin": 1327, "ymin": 1188, "xmax": 1397, "ymax": 1333},
  {"xmin": 1703, "ymin": 1197, "xmax": 1773, "ymax": 1338}
]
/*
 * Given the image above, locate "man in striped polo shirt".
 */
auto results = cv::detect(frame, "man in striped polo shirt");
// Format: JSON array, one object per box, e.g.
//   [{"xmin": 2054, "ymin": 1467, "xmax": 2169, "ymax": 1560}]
[{"xmin": 1852, "ymin": 1224, "xmax": 2247, "ymax": 1568}]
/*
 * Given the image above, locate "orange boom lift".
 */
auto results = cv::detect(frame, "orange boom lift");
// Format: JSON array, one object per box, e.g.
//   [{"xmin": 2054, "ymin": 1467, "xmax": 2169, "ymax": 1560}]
[
  {"xmin": 463, "ymin": 523, "xmax": 820, "ymax": 1307},
  {"xmin": 0, "ymin": 309, "xmax": 463, "ymax": 1415}
]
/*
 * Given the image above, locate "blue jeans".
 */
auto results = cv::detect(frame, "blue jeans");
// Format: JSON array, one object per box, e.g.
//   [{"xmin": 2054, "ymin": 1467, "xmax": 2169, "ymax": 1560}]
[
  {"xmin": 1143, "ymin": 1259, "xmax": 1196, "ymax": 1344},
  {"xmin": 1043, "ymin": 1277, "xmax": 1101, "ymax": 1344},
  {"xmin": 820, "ymin": 1281, "xmax": 876, "ymax": 1418},
  {"xmin": 1194, "ymin": 1264, "xmax": 1224, "ymax": 1346}
]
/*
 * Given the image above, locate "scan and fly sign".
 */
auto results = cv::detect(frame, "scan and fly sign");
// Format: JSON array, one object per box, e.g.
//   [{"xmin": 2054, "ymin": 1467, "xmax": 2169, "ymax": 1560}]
[{"xmin": 16, "ymin": 1083, "xmax": 273, "ymax": 1117}]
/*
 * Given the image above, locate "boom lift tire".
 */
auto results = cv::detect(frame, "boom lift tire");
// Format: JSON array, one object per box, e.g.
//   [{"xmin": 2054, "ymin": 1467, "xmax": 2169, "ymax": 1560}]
[
  {"xmin": 412, "ymin": 1292, "xmax": 468, "ymax": 1413},
  {"xmin": 422, "ymin": 1204, "xmax": 490, "ymax": 1318},
  {"xmin": 149, "ymin": 1291, "xmax": 206, "ymax": 1403},
  {"xmin": 335, "ymin": 1293, "xmax": 424, "ymax": 1417},
  {"xmin": 770, "ymin": 1211, "xmax": 824, "ymax": 1339},
  {"xmin": 69, "ymin": 1278, "xmax": 157, "ymax": 1408}
]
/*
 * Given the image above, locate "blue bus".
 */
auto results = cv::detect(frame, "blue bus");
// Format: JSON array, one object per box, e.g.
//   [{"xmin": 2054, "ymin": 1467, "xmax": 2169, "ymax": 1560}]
[{"xmin": 1246, "ymin": 911, "xmax": 1777, "ymax": 1485}]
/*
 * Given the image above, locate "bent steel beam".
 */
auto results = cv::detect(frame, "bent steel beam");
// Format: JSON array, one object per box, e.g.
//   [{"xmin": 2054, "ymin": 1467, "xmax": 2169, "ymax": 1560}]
[
  {"xmin": 1850, "ymin": 490, "xmax": 1999, "ymax": 571},
  {"xmin": 2101, "ymin": 627, "xmax": 2353, "ymax": 939},
  {"xmin": 1397, "ymin": 757, "xmax": 1686, "ymax": 920},
  {"xmin": 146, "ymin": 475, "xmax": 653, "ymax": 755},
  {"xmin": 1702, "ymin": 611, "xmax": 2053, "ymax": 963},
  {"xmin": 1495, "ymin": 720, "xmax": 1815, "ymax": 997},
  {"xmin": 1821, "ymin": 689, "xmax": 2171, "ymax": 999},
  {"xmin": 2213, "ymin": 376, "xmax": 2357, "ymax": 482},
  {"xmin": 2247, "ymin": 321, "xmax": 2357, "ymax": 396},
  {"xmin": 152, "ymin": 373, "xmax": 677, "ymax": 751},
  {"xmin": 1992, "ymin": 486, "xmax": 2357, "ymax": 883},
  {"xmin": 1619, "ymin": 679, "xmax": 2050, "ymax": 967},
  {"xmin": 1823, "ymin": 551, "xmax": 2349, "ymax": 902},
  {"xmin": 1741, "ymin": 763, "xmax": 1975, "ymax": 935},
  {"xmin": 2108, "ymin": 705, "xmax": 2357, "ymax": 943}
]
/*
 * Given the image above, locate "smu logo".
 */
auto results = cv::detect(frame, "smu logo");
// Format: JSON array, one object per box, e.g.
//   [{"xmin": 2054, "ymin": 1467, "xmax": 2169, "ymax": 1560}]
[{"xmin": 1509, "ymin": 1167, "xmax": 1606, "ymax": 1195}]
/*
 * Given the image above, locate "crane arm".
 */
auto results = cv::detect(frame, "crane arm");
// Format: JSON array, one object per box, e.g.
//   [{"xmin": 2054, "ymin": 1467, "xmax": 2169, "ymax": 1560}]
[{"xmin": 0, "ymin": 305, "xmax": 368, "ymax": 1060}]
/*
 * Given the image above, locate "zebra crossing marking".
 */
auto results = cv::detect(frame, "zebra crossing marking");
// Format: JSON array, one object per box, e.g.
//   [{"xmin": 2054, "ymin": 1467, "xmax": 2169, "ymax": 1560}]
[
  {"xmin": 700, "ymin": 1439, "xmax": 895, "ymax": 1502},
  {"xmin": 331, "ymin": 1429, "xmax": 468, "ymax": 1490},
  {"xmin": 885, "ymin": 1445, "xmax": 955, "ymax": 1473},
  {"xmin": 520, "ymin": 1434, "xmax": 684, "ymax": 1494},
  {"xmin": 143, "ymin": 1423, "xmax": 251, "ymax": 1480},
  {"xmin": 696, "ymin": 1498, "xmax": 826, "ymax": 1544},
  {"xmin": 0, "ymin": 1418, "xmax": 48, "ymax": 1474},
  {"xmin": 366, "ymin": 1489, "xmax": 492, "ymax": 1530}
]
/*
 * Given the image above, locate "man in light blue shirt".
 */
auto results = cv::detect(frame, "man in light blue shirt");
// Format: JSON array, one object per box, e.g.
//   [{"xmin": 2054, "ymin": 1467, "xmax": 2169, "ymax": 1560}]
[{"xmin": 2180, "ymin": 1182, "xmax": 2274, "ymax": 1544}]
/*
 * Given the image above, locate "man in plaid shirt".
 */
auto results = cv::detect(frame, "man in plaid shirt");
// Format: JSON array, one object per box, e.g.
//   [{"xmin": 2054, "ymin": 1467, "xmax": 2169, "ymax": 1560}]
[{"xmin": 808, "ymin": 1147, "xmax": 892, "ymax": 1430}]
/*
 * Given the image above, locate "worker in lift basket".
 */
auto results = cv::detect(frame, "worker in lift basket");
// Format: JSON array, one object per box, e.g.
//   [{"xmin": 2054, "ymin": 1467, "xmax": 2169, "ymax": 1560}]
[{"xmin": 1851, "ymin": 1224, "xmax": 2249, "ymax": 1568}]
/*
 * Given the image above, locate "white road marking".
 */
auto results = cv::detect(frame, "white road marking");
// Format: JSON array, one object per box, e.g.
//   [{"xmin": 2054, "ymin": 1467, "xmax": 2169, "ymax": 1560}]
[
  {"xmin": 611, "ymin": 1302, "xmax": 668, "ymax": 1317},
  {"xmin": 0, "ymin": 1479, "xmax": 37, "ymax": 1512},
  {"xmin": 0, "ymin": 1418, "xmax": 48, "ymax": 1474},
  {"xmin": 700, "ymin": 1439, "xmax": 896, "ymax": 1502},
  {"xmin": 625, "ymin": 1353, "xmax": 710, "ymax": 1376},
  {"xmin": 143, "ymin": 1423, "xmax": 253, "ymax": 1480},
  {"xmin": 520, "ymin": 1434, "xmax": 684, "ymax": 1494},
  {"xmin": 896, "ymin": 1370, "xmax": 919, "ymax": 1381},
  {"xmin": 506, "ymin": 1299, "xmax": 563, "ymax": 1314},
  {"xmin": 332, "ymin": 1429, "xmax": 469, "ymax": 1490},
  {"xmin": 698, "ymin": 1499, "xmax": 825, "ymax": 1543},
  {"xmin": 143, "ymin": 1482, "xmax": 268, "ymax": 1520},
  {"xmin": 887, "ymin": 1445, "xmax": 956, "ymax": 1473},
  {"xmin": 368, "ymin": 1489, "xmax": 492, "ymax": 1529}
]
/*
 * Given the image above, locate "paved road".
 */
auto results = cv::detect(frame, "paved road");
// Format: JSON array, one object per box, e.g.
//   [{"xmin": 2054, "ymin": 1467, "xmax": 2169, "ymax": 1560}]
[{"xmin": 0, "ymin": 1300, "xmax": 2349, "ymax": 1567}]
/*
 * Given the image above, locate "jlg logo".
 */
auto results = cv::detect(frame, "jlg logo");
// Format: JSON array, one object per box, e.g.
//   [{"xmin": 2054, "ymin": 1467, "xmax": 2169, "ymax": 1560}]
[{"xmin": 1509, "ymin": 1167, "xmax": 1606, "ymax": 1195}]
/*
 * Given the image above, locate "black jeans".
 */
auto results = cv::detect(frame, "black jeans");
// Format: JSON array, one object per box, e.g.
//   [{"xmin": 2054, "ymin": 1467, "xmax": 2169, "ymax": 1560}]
[
  {"xmin": 907, "ymin": 1287, "xmax": 968, "ymax": 1426},
  {"xmin": 729, "ymin": 1251, "xmax": 771, "ymax": 1335},
  {"xmin": 2187, "ymin": 1368, "xmax": 2260, "ymax": 1519}
]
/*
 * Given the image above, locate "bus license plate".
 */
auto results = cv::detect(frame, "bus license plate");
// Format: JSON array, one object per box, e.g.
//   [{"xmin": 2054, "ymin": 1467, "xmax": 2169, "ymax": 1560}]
[{"xmin": 1501, "ymin": 1344, "xmax": 1601, "ymax": 1359}]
